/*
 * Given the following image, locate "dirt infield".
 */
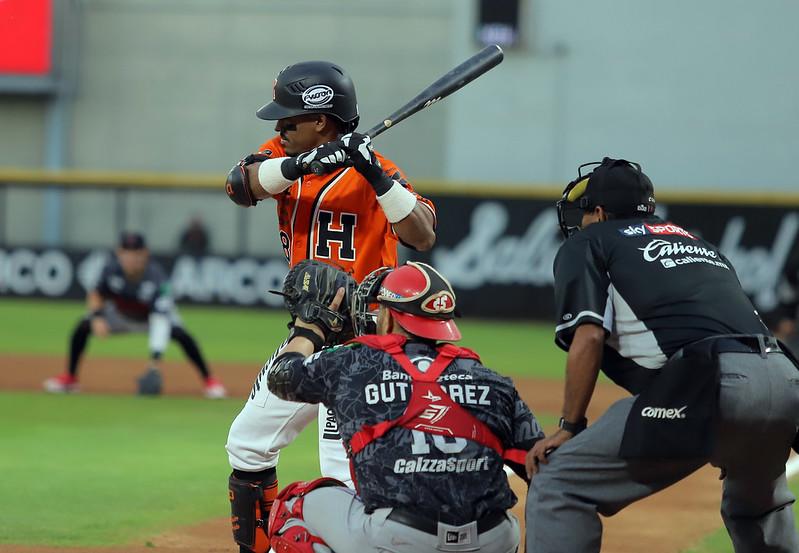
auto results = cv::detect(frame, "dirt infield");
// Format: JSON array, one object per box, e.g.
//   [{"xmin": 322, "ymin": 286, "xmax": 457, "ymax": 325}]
[{"xmin": 1, "ymin": 354, "xmax": 727, "ymax": 553}]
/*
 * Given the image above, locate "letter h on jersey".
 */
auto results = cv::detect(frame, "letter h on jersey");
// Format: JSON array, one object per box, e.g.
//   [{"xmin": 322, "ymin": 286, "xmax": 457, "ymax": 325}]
[{"xmin": 315, "ymin": 211, "xmax": 357, "ymax": 260}]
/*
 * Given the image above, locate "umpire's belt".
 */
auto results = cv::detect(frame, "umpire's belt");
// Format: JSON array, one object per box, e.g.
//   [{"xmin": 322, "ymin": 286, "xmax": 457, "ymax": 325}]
[
  {"xmin": 386, "ymin": 507, "xmax": 506, "ymax": 535},
  {"xmin": 673, "ymin": 334, "xmax": 782, "ymax": 360}
]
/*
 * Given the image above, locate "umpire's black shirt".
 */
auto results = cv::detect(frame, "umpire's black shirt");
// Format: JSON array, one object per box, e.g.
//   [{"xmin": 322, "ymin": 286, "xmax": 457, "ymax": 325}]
[{"xmin": 553, "ymin": 216, "xmax": 769, "ymax": 394}]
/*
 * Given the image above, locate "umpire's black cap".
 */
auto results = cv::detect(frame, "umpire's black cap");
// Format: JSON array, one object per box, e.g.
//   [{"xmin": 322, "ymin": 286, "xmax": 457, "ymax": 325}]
[
  {"xmin": 119, "ymin": 231, "xmax": 147, "ymax": 250},
  {"xmin": 557, "ymin": 157, "xmax": 656, "ymax": 237}
]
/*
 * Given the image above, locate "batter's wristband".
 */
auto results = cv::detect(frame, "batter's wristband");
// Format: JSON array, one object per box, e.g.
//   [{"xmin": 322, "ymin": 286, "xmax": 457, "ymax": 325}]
[
  {"xmin": 367, "ymin": 169, "xmax": 394, "ymax": 196},
  {"xmin": 376, "ymin": 180, "xmax": 418, "ymax": 223},
  {"xmin": 279, "ymin": 157, "xmax": 303, "ymax": 182},
  {"xmin": 90, "ymin": 309, "xmax": 104, "ymax": 320}
]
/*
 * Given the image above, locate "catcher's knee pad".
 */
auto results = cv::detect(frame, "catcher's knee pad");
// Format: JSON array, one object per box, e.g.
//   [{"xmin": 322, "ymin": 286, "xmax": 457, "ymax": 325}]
[
  {"xmin": 228, "ymin": 470, "xmax": 278, "ymax": 553},
  {"xmin": 267, "ymin": 477, "xmax": 346, "ymax": 553}
]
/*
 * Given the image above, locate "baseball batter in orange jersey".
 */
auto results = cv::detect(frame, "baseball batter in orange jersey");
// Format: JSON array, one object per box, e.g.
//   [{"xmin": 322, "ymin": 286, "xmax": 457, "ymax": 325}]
[
  {"xmin": 224, "ymin": 60, "xmax": 437, "ymax": 553},
  {"xmin": 253, "ymin": 134, "xmax": 435, "ymax": 281}
]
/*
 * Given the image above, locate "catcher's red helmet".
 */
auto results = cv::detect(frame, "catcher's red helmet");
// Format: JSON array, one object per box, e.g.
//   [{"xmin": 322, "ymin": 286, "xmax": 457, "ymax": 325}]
[{"xmin": 374, "ymin": 262, "xmax": 461, "ymax": 341}]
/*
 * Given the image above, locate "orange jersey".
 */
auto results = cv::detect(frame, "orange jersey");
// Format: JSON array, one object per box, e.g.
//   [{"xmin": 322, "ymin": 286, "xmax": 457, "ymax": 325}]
[{"xmin": 257, "ymin": 136, "xmax": 436, "ymax": 282}]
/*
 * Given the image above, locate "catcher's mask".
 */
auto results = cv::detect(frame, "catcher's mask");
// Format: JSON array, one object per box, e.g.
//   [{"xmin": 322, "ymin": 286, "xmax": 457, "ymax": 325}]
[
  {"xmin": 557, "ymin": 157, "xmax": 656, "ymax": 238},
  {"xmin": 352, "ymin": 262, "xmax": 461, "ymax": 342},
  {"xmin": 256, "ymin": 61, "xmax": 359, "ymax": 133}
]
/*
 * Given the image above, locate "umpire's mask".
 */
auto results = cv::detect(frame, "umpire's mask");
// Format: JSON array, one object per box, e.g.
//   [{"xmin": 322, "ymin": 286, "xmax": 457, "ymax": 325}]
[{"xmin": 557, "ymin": 157, "xmax": 656, "ymax": 238}]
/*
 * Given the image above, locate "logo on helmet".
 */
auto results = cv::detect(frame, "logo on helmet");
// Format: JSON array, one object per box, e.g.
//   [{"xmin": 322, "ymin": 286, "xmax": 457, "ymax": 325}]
[
  {"xmin": 302, "ymin": 85, "xmax": 334, "ymax": 108},
  {"xmin": 421, "ymin": 291, "xmax": 455, "ymax": 314},
  {"xmin": 378, "ymin": 286, "xmax": 402, "ymax": 300}
]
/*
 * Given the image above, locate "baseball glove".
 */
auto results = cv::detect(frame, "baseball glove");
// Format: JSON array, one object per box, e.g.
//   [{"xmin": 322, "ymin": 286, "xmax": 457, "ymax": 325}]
[
  {"xmin": 137, "ymin": 366, "xmax": 162, "ymax": 396},
  {"xmin": 273, "ymin": 260, "xmax": 356, "ymax": 345}
]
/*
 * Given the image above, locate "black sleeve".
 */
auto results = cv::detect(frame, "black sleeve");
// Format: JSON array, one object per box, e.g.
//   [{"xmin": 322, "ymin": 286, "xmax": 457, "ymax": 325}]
[
  {"xmin": 509, "ymin": 389, "xmax": 545, "ymax": 450},
  {"xmin": 505, "ymin": 388, "xmax": 545, "ymax": 482},
  {"xmin": 94, "ymin": 257, "xmax": 116, "ymax": 297},
  {"xmin": 552, "ymin": 232, "xmax": 611, "ymax": 350},
  {"xmin": 266, "ymin": 346, "xmax": 351, "ymax": 405},
  {"xmin": 266, "ymin": 352, "xmax": 313, "ymax": 403}
]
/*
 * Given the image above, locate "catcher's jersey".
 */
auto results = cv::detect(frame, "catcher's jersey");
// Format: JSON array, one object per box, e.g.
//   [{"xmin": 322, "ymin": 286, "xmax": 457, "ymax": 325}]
[
  {"xmin": 553, "ymin": 216, "xmax": 769, "ymax": 393},
  {"xmin": 257, "ymin": 136, "xmax": 436, "ymax": 281},
  {"xmin": 95, "ymin": 255, "xmax": 172, "ymax": 321},
  {"xmin": 271, "ymin": 339, "xmax": 543, "ymax": 523}
]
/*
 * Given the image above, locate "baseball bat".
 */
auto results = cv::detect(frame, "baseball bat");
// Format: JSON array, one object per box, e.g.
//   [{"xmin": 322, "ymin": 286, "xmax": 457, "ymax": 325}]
[{"xmin": 310, "ymin": 44, "xmax": 504, "ymax": 175}]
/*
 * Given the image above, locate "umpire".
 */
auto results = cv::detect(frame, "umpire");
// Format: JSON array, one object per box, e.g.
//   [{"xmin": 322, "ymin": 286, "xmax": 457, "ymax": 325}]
[
  {"xmin": 525, "ymin": 158, "xmax": 799, "ymax": 553},
  {"xmin": 262, "ymin": 261, "xmax": 543, "ymax": 553}
]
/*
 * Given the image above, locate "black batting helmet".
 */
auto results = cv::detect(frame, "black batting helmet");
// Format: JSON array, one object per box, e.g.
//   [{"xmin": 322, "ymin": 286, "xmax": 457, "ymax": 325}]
[
  {"xmin": 557, "ymin": 157, "xmax": 656, "ymax": 238},
  {"xmin": 256, "ymin": 61, "xmax": 359, "ymax": 132}
]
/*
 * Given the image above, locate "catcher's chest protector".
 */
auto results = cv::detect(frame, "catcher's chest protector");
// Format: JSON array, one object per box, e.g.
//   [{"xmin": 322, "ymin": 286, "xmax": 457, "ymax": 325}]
[{"xmin": 348, "ymin": 335, "xmax": 525, "ymax": 465}]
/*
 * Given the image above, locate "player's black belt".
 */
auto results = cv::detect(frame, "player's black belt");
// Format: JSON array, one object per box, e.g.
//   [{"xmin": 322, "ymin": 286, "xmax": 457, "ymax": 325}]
[
  {"xmin": 675, "ymin": 334, "xmax": 782, "ymax": 360},
  {"xmin": 711, "ymin": 335, "xmax": 781, "ymax": 356},
  {"xmin": 386, "ymin": 507, "xmax": 506, "ymax": 535}
]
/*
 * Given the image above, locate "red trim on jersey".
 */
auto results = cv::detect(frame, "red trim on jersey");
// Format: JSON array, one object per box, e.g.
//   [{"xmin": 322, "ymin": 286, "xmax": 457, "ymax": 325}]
[{"xmin": 346, "ymin": 334, "xmax": 527, "ymax": 466}]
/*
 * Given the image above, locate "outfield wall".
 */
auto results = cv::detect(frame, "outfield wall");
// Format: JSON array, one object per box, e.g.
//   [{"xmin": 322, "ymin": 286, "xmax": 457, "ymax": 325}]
[{"xmin": 2, "ymin": 172, "xmax": 798, "ymax": 321}]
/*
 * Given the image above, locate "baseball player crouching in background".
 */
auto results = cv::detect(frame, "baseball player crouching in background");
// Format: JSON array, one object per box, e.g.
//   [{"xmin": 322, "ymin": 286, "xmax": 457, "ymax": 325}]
[
  {"xmin": 43, "ymin": 231, "xmax": 226, "ymax": 398},
  {"xmin": 259, "ymin": 260, "xmax": 543, "ymax": 553}
]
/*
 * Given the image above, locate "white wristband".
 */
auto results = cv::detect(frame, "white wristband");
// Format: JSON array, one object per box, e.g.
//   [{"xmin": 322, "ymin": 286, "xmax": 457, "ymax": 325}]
[
  {"xmin": 376, "ymin": 180, "xmax": 418, "ymax": 223},
  {"xmin": 257, "ymin": 157, "xmax": 294, "ymax": 195}
]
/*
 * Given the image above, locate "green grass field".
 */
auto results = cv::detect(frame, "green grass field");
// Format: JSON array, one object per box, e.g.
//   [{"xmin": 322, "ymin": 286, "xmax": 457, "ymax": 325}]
[
  {"xmin": 0, "ymin": 298, "xmax": 796, "ymax": 551},
  {"xmin": 0, "ymin": 298, "xmax": 566, "ymax": 378}
]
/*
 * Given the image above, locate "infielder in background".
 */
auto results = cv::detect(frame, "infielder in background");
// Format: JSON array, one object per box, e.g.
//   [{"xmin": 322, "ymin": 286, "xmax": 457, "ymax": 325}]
[
  {"xmin": 223, "ymin": 61, "xmax": 437, "ymax": 553},
  {"xmin": 43, "ymin": 231, "xmax": 226, "ymax": 399},
  {"xmin": 263, "ymin": 260, "xmax": 542, "ymax": 553},
  {"xmin": 525, "ymin": 158, "xmax": 799, "ymax": 552}
]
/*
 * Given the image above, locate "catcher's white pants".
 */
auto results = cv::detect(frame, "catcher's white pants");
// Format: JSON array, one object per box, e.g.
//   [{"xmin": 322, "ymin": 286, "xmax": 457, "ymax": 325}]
[
  {"xmin": 225, "ymin": 340, "xmax": 352, "ymax": 486},
  {"xmin": 277, "ymin": 486, "xmax": 520, "ymax": 553}
]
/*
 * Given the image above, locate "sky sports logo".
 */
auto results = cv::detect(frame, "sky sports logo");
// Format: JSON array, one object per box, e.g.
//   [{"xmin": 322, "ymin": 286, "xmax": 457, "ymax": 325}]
[{"xmin": 618, "ymin": 223, "xmax": 696, "ymax": 239}]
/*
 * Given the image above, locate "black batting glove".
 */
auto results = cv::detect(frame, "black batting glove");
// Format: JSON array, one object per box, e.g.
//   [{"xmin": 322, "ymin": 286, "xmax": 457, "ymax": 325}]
[
  {"xmin": 341, "ymin": 132, "xmax": 393, "ymax": 195},
  {"xmin": 281, "ymin": 140, "xmax": 348, "ymax": 181}
]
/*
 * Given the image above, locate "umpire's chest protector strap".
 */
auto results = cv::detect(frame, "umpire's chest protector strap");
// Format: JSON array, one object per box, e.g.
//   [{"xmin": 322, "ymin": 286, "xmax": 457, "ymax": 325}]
[{"xmin": 619, "ymin": 338, "xmax": 722, "ymax": 459}]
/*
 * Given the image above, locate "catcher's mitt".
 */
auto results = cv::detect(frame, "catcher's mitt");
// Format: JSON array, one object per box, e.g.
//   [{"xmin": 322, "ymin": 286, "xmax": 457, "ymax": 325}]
[{"xmin": 273, "ymin": 260, "xmax": 356, "ymax": 345}]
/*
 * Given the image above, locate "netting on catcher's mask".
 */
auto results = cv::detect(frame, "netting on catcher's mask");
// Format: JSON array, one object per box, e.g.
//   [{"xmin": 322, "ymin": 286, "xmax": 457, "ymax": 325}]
[{"xmin": 352, "ymin": 267, "xmax": 391, "ymax": 336}]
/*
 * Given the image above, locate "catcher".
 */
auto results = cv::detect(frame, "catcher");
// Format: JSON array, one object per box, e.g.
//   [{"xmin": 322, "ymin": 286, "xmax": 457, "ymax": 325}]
[
  {"xmin": 224, "ymin": 60, "xmax": 437, "ymax": 553},
  {"xmin": 43, "ymin": 231, "xmax": 226, "ymax": 398},
  {"xmin": 259, "ymin": 260, "xmax": 543, "ymax": 553}
]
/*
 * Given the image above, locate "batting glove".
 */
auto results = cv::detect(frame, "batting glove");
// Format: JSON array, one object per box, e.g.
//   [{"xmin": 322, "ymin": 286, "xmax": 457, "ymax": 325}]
[
  {"xmin": 281, "ymin": 141, "xmax": 348, "ymax": 180},
  {"xmin": 341, "ymin": 132, "xmax": 393, "ymax": 195}
]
